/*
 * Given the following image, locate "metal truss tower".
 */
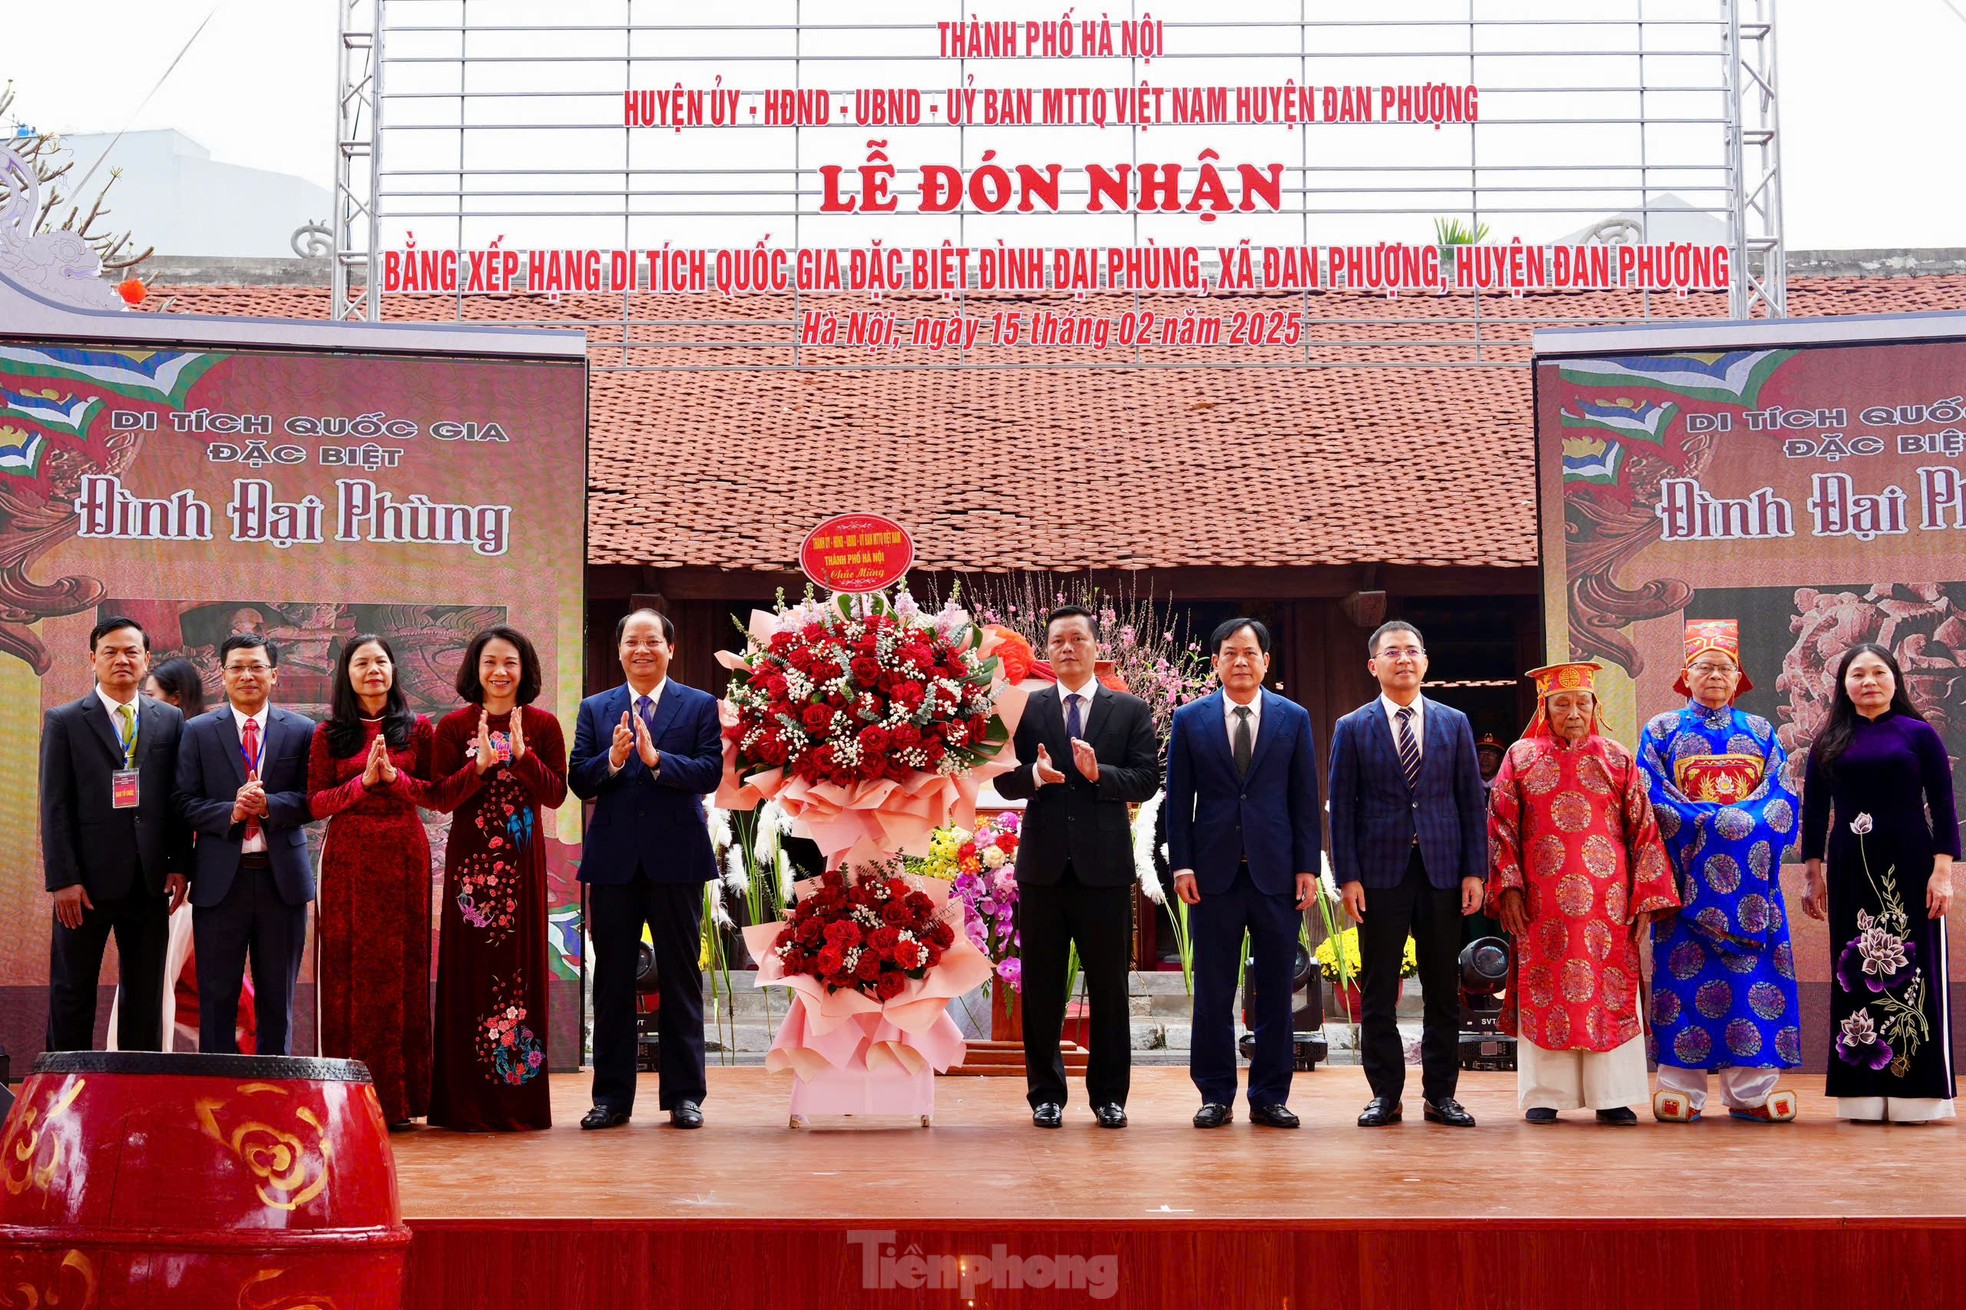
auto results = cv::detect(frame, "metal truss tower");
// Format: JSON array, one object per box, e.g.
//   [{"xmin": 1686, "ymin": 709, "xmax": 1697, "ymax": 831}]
[
  {"xmin": 1725, "ymin": 0, "xmax": 1785, "ymax": 319},
  {"xmin": 333, "ymin": 0, "xmax": 381, "ymax": 322}
]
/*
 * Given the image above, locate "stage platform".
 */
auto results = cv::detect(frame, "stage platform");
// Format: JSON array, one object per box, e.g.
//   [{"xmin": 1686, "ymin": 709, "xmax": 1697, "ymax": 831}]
[{"xmin": 397, "ymin": 1067, "xmax": 1964, "ymax": 1309}]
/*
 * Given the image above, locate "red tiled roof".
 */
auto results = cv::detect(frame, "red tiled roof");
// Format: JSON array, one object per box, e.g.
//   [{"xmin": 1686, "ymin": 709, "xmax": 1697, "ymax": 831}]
[{"xmin": 142, "ymin": 277, "xmax": 1966, "ymax": 571}]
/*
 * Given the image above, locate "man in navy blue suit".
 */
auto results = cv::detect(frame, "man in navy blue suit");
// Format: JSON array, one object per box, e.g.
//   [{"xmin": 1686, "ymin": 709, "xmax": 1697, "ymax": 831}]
[
  {"xmin": 1166, "ymin": 618, "xmax": 1321, "ymax": 1129},
  {"xmin": 174, "ymin": 633, "xmax": 316, "ymax": 1055},
  {"xmin": 1327, "ymin": 620, "xmax": 1488, "ymax": 1128},
  {"xmin": 569, "ymin": 608, "xmax": 724, "ymax": 1130}
]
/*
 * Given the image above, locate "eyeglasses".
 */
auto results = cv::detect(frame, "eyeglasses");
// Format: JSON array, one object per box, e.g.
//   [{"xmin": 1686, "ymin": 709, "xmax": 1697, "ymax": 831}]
[
  {"xmin": 1687, "ymin": 662, "xmax": 1737, "ymax": 677},
  {"xmin": 1375, "ymin": 646, "xmax": 1424, "ymax": 660}
]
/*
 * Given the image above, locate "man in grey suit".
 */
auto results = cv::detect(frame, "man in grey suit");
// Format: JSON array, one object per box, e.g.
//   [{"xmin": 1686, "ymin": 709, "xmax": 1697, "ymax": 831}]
[
  {"xmin": 174, "ymin": 633, "xmax": 317, "ymax": 1054},
  {"xmin": 40, "ymin": 616, "xmax": 188, "ymax": 1051},
  {"xmin": 1327, "ymin": 620, "xmax": 1488, "ymax": 1128}
]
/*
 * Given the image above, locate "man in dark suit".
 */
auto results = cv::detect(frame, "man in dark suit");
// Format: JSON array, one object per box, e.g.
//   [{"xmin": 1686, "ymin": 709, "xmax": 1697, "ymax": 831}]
[
  {"xmin": 174, "ymin": 633, "xmax": 316, "ymax": 1055},
  {"xmin": 1167, "ymin": 618, "xmax": 1321, "ymax": 1129},
  {"xmin": 997, "ymin": 605, "xmax": 1160, "ymax": 1129},
  {"xmin": 41, "ymin": 616, "xmax": 189, "ymax": 1051},
  {"xmin": 569, "ymin": 608, "xmax": 724, "ymax": 1130},
  {"xmin": 1328, "ymin": 620, "xmax": 1488, "ymax": 1128}
]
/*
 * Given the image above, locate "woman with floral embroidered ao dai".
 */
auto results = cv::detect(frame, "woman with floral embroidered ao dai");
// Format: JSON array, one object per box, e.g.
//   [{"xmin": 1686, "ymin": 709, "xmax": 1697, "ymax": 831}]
[{"xmin": 1802, "ymin": 643, "xmax": 1959, "ymax": 1123}]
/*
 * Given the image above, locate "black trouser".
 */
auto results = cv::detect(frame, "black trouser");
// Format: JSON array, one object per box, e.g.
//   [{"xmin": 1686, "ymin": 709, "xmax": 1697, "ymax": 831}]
[
  {"xmin": 1358, "ymin": 847, "xmax": 1463, "ymax": 1105},
  {"xmin": 1016, "ymin": 867, "xmax": 1132, "ymax": 1109},
  {"xmin": 590, "ymin": 874, "xmax": 705, "ymax": 1112},
  {"xmin": 1191, "ymin": 864, "xmax": 1300, "ymax": 1107},
  {"xmin": 194, "ymin": 855, "xmax": 308, "ymax": 1055},
  {"xmin": 47, "ymin": 883, "xmax": 168, "ymax": 1052}
]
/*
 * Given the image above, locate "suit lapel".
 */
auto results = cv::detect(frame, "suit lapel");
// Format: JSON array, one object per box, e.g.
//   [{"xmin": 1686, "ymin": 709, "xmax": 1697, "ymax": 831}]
[
  {"xmin": 216, "ymin": 708, "xmax": 248, "ymax": 785},
  {"xmin": 1417, "ymin": 697, "xmax": 1447, "ymax": 789},
  {"xmin": 1244, "ymin": 692, "xmax": 1283, "ymax": 780},
  {"xmin": 134, "ymin": 697, "xmax": 169, "ymax": 768},
  {"xmin": 649, "ymin": 682, "xmax": 683, "ymax": 740},
  {"xmin": 80, "ymin": 693, "xmax": 126, "ymax": 766}
]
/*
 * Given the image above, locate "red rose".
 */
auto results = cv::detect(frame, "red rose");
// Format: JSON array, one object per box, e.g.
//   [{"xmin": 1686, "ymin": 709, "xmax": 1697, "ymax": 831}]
[
  {"xmin": 802, "ymin": 703, "xmax": 833, "ymax": 734},
  {"xmin": 998, "ymin": 833, "xmax": 1019, "ymax": 854},
  {"xmin": 881, "ymin": 901, "xmax": 908, "ymax": 925},
  {"xmin": 816, "ymin": 945, "xmax": 844, "ymax": 976},
  {"xmin": 826, "ymin": 691, "xmax": 848, "ymax": 709},
  {"xmin": 892, "ymin": 680, "xmax": 926, "ymax": 708},
  {"xmin": 858, "ymin": 724, "xmax": 891, "ymax": 755},
  {"xmin": 893, "ymin": 940, "xmax": 924, "ymax": 970},
  {"xmin": 891, "ymin": 723, "xmax": 922, "ymax": 750},
  {"xmin": 929, "ymin": 921, "xmax": 955, "ymax": 947},
  {"xmin": 873, "ymin": 924, "xmax": 902, "ymax": 949},
  {"xmin": 875, "ymin": 971, "xmax": 907, "ymax": 1001},
  {"xmin": 968, "ymin": 715, "xmax": 989, "ymax": 741},
  {"xmin": 822, "ymin": 869, "xmax": 845, "ymax": 888},
  {"xmin": 824, "ymin": 920, "xmax": 862, "ymax": 947},
  {"xmin": 904, "ymin": 891, "xmax": 934, "ymax": 916},
  {"xmin": 856, "ymin": 954, "xmax": 882, "ymax": 982},
  {"xmin": 850, "ymin": 656, "xmax": 883, "ymax": 685},
  {"xmin": 924, "ymin": 739, "xmax": 946, "ymax": 764},
  {"xmin": 957, "ymin": 841, "xmax": 977, "ymax": 863},
  {"xmin": 801, "ymin": 622, "xmax": 827, "ymax": 642}
]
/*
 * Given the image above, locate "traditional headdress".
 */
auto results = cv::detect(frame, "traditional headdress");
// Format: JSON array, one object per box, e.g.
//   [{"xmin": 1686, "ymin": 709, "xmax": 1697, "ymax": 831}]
[
  {"xmin": 1671, "ymin": 618, "xmax": 1753, "ymax": 699},
  {"xmin": 1525, "ymin": 661, "xmax": 1603, "ymax": 738}
]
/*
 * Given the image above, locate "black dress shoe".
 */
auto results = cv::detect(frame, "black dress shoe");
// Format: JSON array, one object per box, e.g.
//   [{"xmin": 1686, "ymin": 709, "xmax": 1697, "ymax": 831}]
[
  {"xmin": 1423, "ymin": 1097, "xmax": 1477, "ymax": 1128},
  {"xmin": 1032, "ymin": 1102, "xmax": 1064, "ymax": 1129},
  {"xmin": 1250, "ymin": 1103, "xmax": 1300, "ymax": 1129},
  {"xmin": 1094, "ymin": 1103, "xmax": 1128, "ymax": 1129},
  {"xmin": 1357, "ymin": 1097, "xmax": 1403, "ymax": 1127},
  {"xmin": 1193, "ymin": 1102, "xmax": 1233, "ymax": 1129},
  {"xmin": 668, "ymin": 1100, "xmax": 704, "ymax": 1129},
  {"xmin": 580, "ymin": 1105, "xmax": 630, "ymax": 1130},
  {"xmin": 1595, "ymin": 1107, "xmax": 1638, "ymax": 1125},
  {"xmin": 1524, "ymin": 1107, "xmax": 1558, "ymax": 1124}
]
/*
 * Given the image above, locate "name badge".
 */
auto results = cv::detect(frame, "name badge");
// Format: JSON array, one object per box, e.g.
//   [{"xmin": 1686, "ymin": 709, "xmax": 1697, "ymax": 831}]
[{"xmin": 111, "ymin": 769, "xmax": 140, "ymax": 809}]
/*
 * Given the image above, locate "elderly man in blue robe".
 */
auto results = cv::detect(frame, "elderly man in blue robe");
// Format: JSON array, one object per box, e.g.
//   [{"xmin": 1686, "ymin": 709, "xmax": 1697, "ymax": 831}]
[{"xmin": 1639, "ymin": 619, "xmax": 1802, "ymax": 1124}]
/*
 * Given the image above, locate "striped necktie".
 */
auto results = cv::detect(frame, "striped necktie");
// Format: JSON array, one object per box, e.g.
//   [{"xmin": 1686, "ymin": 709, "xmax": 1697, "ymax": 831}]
[
  {"xmin": 115, "ymin": 702, "xmax": 138, "ymax": 768},
  {"xmin": 1395, "ymin": 706, "xmax": 1421, "ymax": 791}
]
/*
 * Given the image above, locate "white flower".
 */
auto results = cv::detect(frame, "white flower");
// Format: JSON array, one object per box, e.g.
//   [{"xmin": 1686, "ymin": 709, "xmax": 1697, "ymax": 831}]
[
  {"xmin": 1857, "ymin": 925, "xmax": 1908, "ymax": 978},
  {"xmin": 1850, "ymin": 813, "xmax": 1874, "ymax": 836},
  {"xmin": 707, "ymin": 805, "xmax": 733, "ymax": 853},
  {"xmin": 1133, "ymin": 790, "xmax": 1166, "ymax": 904},
  {"xmin": 982, "ymin": 846, "xmax": 1006, "ymax": 870},
  {"xmin": 1840, "ymin": 1010, "xmax": 1878, "ymax": 1045}
]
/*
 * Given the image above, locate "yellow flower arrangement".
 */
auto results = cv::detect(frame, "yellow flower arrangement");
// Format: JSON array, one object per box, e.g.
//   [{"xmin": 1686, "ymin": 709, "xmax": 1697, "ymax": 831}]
[{"xmin": 1314, "ymin": 927, "xmax": 1417, "ymax": 981}]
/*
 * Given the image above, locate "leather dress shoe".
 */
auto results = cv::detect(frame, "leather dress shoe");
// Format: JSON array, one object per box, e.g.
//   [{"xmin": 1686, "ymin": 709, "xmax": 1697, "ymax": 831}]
[
  {"xmin": 1250, "ymin": 1103, "xmax": 1300, "ymax": 1129},
  {"xmin": 1094, "ymin": 1103, "xmax": 1128, "ymax": 1129},
  {"xmin": 1356, "ymin": 1097, "xmax": 1403, "ymax": 1127},
  {"xmin": 1595, "ymin": 1107, "xmax": 1637, "ymax": 1126},
  {"xmin": 1193, "ymin": 1102, "xmax": 1233, "ymax": 1129},
  {"xmin": 668, "ymin": 1100, "xmax": 704, "ymax": 1129},
  {"xmin": 580, "ymin": 1104, "xmax": 630, "ymax": 1130},
  {"xmin": 1032, "ymin": 1102, "xmax": 1064, "ymax": 1129},
  {"xmin": 1524, "ymin": 1107, "xmax": 1558, "ymax": 1124},
  {"xmin": 1423, "ymin": 1097, "xmax": 1476, "ymax": 1127}
]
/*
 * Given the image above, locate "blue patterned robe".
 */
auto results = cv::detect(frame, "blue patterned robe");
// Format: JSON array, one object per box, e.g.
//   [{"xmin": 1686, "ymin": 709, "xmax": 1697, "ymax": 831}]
[{"xmin": 1638, "ymin": 704, "xmax": 1802, "ymax": 1071}]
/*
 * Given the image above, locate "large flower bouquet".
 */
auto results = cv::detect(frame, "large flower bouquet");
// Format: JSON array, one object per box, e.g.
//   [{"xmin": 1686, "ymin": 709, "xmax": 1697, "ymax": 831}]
[
  {"xmin": 774, "ymin": 866, "xmax": 958, "ymax": 1001},
  {"xmin": 717, "ymin": 588, "xmax": 1029, "ymax": 869}
]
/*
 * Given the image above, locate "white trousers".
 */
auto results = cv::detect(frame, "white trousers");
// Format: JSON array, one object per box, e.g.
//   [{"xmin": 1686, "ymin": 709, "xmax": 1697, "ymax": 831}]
[
  {"xmin": 1834, "ymin": 1097, "xmax": 1958, "ymax": 1123},
  {"xmin": 1518, "ymin": 1033, "xmax": 1649, "ymax": 1111},
  {"xmin": 1656, "ymin": 1063, "xmax": 1782, "ymax": 1113},
  {"xmin": 105, "ymin": 907, "xmax": 194, "ymax": 1052}
]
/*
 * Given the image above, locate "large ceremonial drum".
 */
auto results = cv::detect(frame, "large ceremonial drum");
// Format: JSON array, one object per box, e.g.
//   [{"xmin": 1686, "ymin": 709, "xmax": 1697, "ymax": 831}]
[{"xmin": 0, "ymin": 1051, "xmax": 409, "ymax": 1309}]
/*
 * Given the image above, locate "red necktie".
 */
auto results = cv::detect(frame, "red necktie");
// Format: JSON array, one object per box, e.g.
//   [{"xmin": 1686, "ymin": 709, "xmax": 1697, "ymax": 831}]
[{"xmin": 242, "ymin": 718, "xmax": 262, "ymax": 840}]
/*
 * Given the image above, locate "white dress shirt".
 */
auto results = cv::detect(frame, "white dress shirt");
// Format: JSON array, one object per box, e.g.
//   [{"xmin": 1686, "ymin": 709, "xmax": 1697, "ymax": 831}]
[
  {"xmin": 1381, "ymin": 692, "xmax": 1423, "ymax": 758},
  {"xmin": 232, "ymin": 704, "xmax": 271, "ymax": 853},
  {"xmin": 96, "ymin": 684, "xmax": 140, "ymax": 765},
  {"xmin": 1224, "ymin": 687, "xmax": 1264, "ymax": 750},
  {"xmin": 612, "ymin": 678, "xmax": 669, "ymax": 776},
  {"xmin": 1034, "ymin": 678, "xmax": 1101, "ymax": 785}
]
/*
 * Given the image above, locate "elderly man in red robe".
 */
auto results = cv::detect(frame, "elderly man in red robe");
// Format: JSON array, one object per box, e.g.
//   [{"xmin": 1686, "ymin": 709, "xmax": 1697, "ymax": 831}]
[{"xmin": 1488, "ymin": 661, "xmax": 1680, "ymax": 1124}]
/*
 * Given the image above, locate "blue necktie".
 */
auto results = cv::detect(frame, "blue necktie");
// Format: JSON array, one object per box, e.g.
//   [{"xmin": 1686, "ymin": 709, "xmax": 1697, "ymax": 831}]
[
  {"xmin": 1065, "ymin": 693, "xmax": 1083, "ymax": 741},
  {"xmin": 637, "ymin": 694, "xmax": 655, "ymax": 735}
]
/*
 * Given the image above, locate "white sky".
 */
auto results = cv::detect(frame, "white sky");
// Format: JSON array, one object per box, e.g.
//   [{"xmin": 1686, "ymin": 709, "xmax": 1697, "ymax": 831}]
[{"xmin": 3, "ymin": 0, "xmax": 1962, "ymax": 253}]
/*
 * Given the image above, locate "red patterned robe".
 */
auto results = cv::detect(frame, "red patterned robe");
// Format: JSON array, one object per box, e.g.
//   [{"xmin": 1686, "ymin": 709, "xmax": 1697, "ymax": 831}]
[{"xmin": 1486, "ymin": 731, "xmax": 1679, "ymax": 1053}]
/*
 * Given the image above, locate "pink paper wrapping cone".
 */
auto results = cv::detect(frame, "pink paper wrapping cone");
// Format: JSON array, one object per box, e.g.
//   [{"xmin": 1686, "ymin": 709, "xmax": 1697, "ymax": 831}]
[{"xmin": 741, "ymin": 873, "xmax": 994, "ymax": 1079}]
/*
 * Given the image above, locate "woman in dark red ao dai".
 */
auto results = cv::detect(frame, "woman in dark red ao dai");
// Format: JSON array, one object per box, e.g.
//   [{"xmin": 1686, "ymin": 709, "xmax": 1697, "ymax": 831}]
[
  {"xmin": 310, "ymin": 634, "xmax": 480, "ymax": 1128},
  {"xmin": 429, "ymin": 627, "xmax": 568, "ymax": 1131}
]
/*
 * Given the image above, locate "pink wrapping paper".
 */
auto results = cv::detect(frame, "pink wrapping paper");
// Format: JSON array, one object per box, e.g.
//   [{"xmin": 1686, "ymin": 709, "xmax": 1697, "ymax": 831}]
[
  {"xmin": 717, "ymin": 617, "xmax": 1029, "ymax": 870},
  {"xmin": 741, "ymin": 874, "xmax": 993, "ymax": 1081}
]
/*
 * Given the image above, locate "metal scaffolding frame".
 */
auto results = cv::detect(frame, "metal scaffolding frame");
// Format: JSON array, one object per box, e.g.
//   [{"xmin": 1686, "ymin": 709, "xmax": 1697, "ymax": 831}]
[
  {"xmin": 333, "ymin": 0, "xmax": 381, "ymax": 322},
  {"xmin": 331, "ymin": 0, "xmax": 1789, "ymax": 362}
]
